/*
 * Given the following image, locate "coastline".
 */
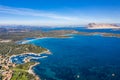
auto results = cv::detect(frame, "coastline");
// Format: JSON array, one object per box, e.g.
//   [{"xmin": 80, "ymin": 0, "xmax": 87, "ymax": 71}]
[
  {"xmin": 9, "ymin": 38, "xmax": 52, "ymax": 80},
  {"xmin": 28, "ymin": 62, "xmax": 40, "ymax": 80},
  {"xmin": 18, "ymin": 37, "xmax": 49, "ymax": 44},
  {"xmin": 9, "ymin": 50, "xmax": 51, "ymax": 80},
  {"xmin": 9, "ymin": 50, "xmax": 50, "ymax": 63},
  {"xmin": 9, "ymin": 35, "xmax": 73, "ymax": 80},
  {"xmin": 18, "ymin": 36, "xmax": 73, "ymax": 44}
]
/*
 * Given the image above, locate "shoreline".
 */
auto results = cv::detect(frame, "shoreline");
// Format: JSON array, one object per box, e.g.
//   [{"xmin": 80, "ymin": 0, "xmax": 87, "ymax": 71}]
[
  {"xmin": 18, "ymin": 36, "xmax": 73, "ymax": 44},
  {"xmin": 9, "ymin": 49, "xmax": 51, "ymax": 62},
  {"xmin": 28, "ymin": 63, "xmax": 39, "ymax": 75},
  {"xmin": 9, "ymin": 48, "xmax": 51, "ymax": 80},
  {"xmin": 18, "ymin": 37, "xmax": 49, "ymax": 44},
  {"xmin": 9, "ymin": 51, "xmax": 51, "ymax": 80},
  {"xmin": 8, "ymin": 37, "xmax": 52, "ymax": 80},
  {"xmin": 9, "ymin": 50, "xmax": 51, "ymax": 63},
  {"xmin": 28, "ymin": 62, "xmax": 40, "ymax": 80}
]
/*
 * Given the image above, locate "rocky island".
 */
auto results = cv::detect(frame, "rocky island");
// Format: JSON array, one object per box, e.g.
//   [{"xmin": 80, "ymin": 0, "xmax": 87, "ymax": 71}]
[{"xmin": 87, "ymin": 23, "xmax": 120, "ymax": 29}]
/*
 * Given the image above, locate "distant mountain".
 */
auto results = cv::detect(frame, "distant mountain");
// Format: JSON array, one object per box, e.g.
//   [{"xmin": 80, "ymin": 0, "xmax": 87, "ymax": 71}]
[{"xmin": 87, "ymin": 23, "xmax": 120, "ymax": 29}]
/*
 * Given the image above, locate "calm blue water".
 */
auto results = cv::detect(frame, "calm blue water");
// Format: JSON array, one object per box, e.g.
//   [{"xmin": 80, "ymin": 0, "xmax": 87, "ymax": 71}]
[
  {"xmin": 12, "ymin": 34, "xmax": 120, "ymax": 80},
  {"xmin": 42, "ymin": 27, "xmax": 120, "ymax": 34},
  {"xmin": 27, "ymin": 35, "xmax": 120, "ymax": 80}
]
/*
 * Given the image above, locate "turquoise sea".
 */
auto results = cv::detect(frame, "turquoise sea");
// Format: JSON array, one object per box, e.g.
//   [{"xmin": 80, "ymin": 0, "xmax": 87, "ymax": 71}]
[{"xmin": 11, "ymin": 29, "xmax": 120, "ymax": 80}]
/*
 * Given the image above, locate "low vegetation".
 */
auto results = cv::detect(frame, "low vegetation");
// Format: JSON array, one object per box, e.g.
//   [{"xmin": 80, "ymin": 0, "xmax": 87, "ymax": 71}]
[
  {"xmin": 11, "ymin": 62, "xmax": 36, "ymax": 80},
  {"xmin": 0, "ymin": 43, "xmax": 47, "ymax": 56}
]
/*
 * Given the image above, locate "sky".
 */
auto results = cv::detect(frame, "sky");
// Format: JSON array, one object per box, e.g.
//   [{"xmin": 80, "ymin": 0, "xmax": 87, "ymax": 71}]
[{"xmin": 0, "ymin": 0, "xmax": 120, "ymax": 26}]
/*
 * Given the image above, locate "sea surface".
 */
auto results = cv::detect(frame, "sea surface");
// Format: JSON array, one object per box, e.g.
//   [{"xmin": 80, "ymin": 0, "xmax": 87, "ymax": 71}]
[
  {"xmin": 11, "ymin": 29, "xmax": 120, "ymax": 80},
  {"xmin": 42, "ymin": 27, "xmax": 120, "ymax": 34}
]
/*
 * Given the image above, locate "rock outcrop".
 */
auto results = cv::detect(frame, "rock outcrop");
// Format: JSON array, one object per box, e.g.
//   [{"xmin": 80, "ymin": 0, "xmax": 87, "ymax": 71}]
[{"xmin": 87, "ymin": 23, "xmax": 120, "ymax": 29}]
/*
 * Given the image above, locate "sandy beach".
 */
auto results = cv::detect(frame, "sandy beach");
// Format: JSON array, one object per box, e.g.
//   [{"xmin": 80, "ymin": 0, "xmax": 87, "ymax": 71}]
[{"xmin": 19, "ymin": 37, "xmax": 49, "ymax": 44}]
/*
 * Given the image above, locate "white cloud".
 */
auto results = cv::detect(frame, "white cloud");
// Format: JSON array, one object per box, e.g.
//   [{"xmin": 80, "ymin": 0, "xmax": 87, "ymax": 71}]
[
  {"xmin": 0, "ymin": 5, "xmax": 119, "ymax": 26},
  {"xmin": 0, "ymin": 5, "xmax": 80, "ymax": 21}
]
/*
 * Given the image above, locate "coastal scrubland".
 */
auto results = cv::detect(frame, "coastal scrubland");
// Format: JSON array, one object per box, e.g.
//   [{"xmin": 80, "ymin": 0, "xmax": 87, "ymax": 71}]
[{"xmin": 0, "ymin": 43, "xmax": 47, "ymax": 56}]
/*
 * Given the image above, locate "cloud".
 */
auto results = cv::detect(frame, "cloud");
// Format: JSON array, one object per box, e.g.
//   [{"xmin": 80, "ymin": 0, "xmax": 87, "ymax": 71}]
[{"xmin": 0, "ymin": 5, "xmax": 80, "ymax": 21}]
